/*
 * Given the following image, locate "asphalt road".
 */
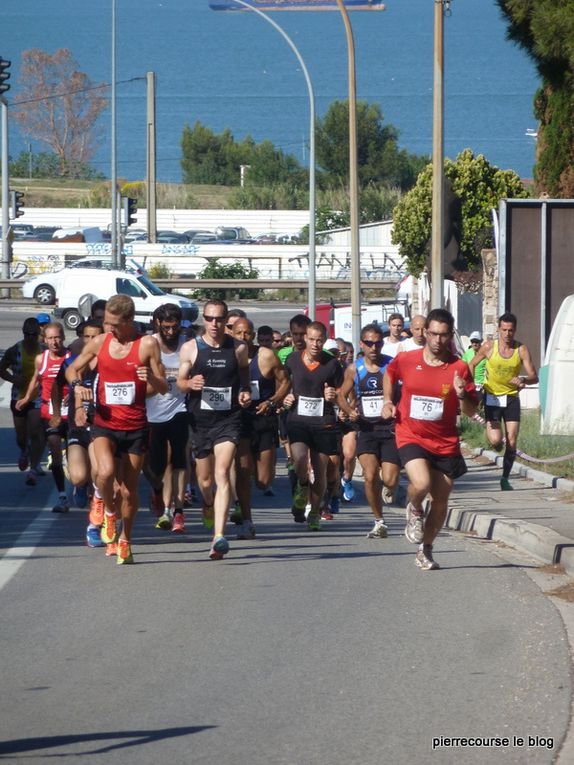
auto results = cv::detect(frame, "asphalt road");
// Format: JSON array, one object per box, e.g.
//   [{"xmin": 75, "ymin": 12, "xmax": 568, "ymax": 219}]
[{"xmin": 0, "ymin": 404, "xmax": 570, "ymax": 764}]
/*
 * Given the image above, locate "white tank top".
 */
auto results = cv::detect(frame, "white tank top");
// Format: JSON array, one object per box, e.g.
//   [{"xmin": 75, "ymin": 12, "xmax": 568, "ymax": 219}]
[{"xmin": 145, "ymin": 336, "xmax": 187, "ymax": 423}]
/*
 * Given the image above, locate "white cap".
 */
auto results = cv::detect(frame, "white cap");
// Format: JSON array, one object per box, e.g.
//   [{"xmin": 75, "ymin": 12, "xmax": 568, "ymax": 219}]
[
  {"xmin": 469, "ymin": 331, "xmax": 482, "ymax": 341},
  {"xmin": 323, "ymin": 338, "xmax": 339, "ymax": 352}
]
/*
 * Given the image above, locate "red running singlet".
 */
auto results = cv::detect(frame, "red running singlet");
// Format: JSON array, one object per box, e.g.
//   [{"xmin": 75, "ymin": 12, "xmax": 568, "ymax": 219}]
[
  {"xmin": 94, "ymin": 334, "xmax": 147, "ymax": 431},
  {"xmin": 38, "ymin": 350, "xmax": 70, "ymax": 421}
]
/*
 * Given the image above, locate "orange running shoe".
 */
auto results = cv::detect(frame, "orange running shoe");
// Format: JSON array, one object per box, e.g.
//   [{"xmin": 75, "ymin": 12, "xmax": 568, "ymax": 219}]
[
  {"xmin": 89, "ymin": 495, "xmax": 105, "ymax": 526},
  {"xmin": 105, "ymin": 542, "xmax": 118, "ymax": 557},
  {"xmin": 101, "ymin": 512, "xmax": 118, "ymax": 545}
]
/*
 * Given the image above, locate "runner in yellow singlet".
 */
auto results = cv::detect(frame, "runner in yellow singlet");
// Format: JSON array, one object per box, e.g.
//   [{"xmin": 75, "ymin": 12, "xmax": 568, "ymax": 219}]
[{"xmin": 469, "ymin": 312, "xmax": 538, "ymax": 490}]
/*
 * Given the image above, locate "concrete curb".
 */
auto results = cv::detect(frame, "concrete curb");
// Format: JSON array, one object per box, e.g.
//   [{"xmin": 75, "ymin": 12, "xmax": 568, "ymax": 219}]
[
  {"xmin": 445, "ymin": 503, "xmax": 574, "ymax": 578},
  {"xmin": 464, "ymin": 444, "xmax": 574, "ymax": 493}
]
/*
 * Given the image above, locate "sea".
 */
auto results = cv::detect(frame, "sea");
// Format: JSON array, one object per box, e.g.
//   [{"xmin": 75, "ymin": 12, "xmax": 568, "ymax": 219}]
[{"xmin": 2, "ymin": 0, "xmax": 539, "ymax": 184}]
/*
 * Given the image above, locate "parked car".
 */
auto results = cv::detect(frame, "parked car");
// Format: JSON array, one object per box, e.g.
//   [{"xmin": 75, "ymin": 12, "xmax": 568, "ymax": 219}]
[
  {"xmin": 22, "ymin": 258, "xmax": 146, "ymax": 305},
  {"xmin": 183, "ymin": 229, "xmax": 214, "ymax": 240},
  {"xmin": 50, "ymin": 268, "xmax": 198, "ymax": 330},
  {"xmin": 214, "ymin": 226, "xmax": 253, "ymax": 243}
]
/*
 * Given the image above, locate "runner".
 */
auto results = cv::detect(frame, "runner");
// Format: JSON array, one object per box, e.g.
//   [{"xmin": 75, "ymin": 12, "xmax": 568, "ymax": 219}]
[
  {"xmin": 145, "ymin": 304, "xmax": 189, "ymax": 533},
  {"xmin": 382, "ymin": 313, "xmax": 405, "ymax": 359},
  {"xmin": 16, "ymin": 322, "xmax": 71, "ymax": 512},
  {"xmin": 66, "ymin": 295, "xmax": 167, "ymax": 565},
  {"xmin": 0, "ymin": 317, "xmax": 45, "ymax": 481},
  {"xmin": 338, "ymin": 323, "xmax": 399, "ymax": 538},
  {"xmin": 177, "ymin": 299, "xmax": 251, "ymax": 559},
  {"xmin": 52, "ymin": 319, "xmax": 104, "ymax": 544},
  {"xmin": 231, "ymin": 318, "xmax": 289, "ymax": 539},
  {"xmin": 469, "ymin": 312, "xmax": 538, "ymax": 490},
  {"xmin": 256, "ymin": 325, "xmax": 274, "ymax": 350},
  {"xmin": 398, "ymin": 314, "xmax": 426, "ymax": 352},
  {"xmin": 383, "ymin": 309, "xmax": 478, "ymax": 570},
  {"xmin": 283, "ymin": 321, "xmax": 344, "ymax": 531}
]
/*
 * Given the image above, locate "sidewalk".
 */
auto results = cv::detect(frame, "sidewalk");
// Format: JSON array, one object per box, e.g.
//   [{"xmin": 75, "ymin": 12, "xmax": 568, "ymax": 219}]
[{"xmin": 388, "ymin": 447, "xmax": 574, "ymax": 578}]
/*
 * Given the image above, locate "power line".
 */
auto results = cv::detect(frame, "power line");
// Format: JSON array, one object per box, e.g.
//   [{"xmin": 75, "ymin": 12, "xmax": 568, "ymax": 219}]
[{"xmin": 10, "ymin": 76, "xmax": 145, "ymax": 107}]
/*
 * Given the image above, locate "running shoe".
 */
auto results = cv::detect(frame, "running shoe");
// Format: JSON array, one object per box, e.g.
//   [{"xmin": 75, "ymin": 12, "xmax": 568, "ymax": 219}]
[
  {"xmin": 292, "ymin": 508, "xmax": 306, "ymax": 523},
  {"xmin": 341, "ymin": 476, "xmax": 355, "ymax": 502},
  {"xmin": 382, "ymin": 486, "xmax": 395, "ymax": 505},
  {"xmin": 321, "ymin": 506, "xmax": 334, "ymax": 521},
  {"xmin": 89, "ymin": 496, "xmax": 105, "ymax": 527},
  {"xmin": 367, "ymin": 519, "xmax": 389, "ymax": 539},
  {"xmin": 202, "ymin": 505, "xmax": 215, "ymax": 530},
  {"xmin": 307, "ymin": 512, "xmax": 321, "ymax": 531},
  {"xmin": 172, "ymin": 512, "xmax": 185, "ymax": 534},
  {"xmin": 86, "ymin": 524, "xmax": 103, "ymax": 548},
  {"xmin": 404, "ymin": 502, "xmax": 424, "ymax": 544},
  {"xmin": 150, "ymin": 491, "xmax": 164, "ymax": 517},
  {"xmin": 183, "ymin": 487, "xmax": 193, "ymax": 508},
  {"xmin": 25, "ymin": 470, "xmax": 37, "ymax": 487},
  {"xmin": 155, "ymin": 513, "xmax": 172, "ymax": 530},
  {"xmin": 52, "ymin": 494, "xmax": 70, "ymax": 513},
  {"xmin": 230, "ymin": 501, "xmax": 242, "ymax": 525},
  {"xmin": 101, "ymin": 512, "xmax": 118, "ymax": 544},
  {"xmin": 415, "ymin": 544, "xmax": 440, "ymax": 570},
  {"xmin": 34, "ymin": 465, "xmax": 46, "ymax": 477},
  {"xmin": 74, "ymin": 483, "xmax": 89, "ymax": 509},
  {"xmin": 500, "ymin": 477, "xmax": 513, "ymax": 491},
  {"xmin": 105, "ymin": 541, "xmax": 118, "ymax": 557},
  {"xmin": 292, "ymin": 481, "xmax": 309, "ymax": 511},
  {"xmin": 117, "ymin": 538, "xmax": 134, "ymax": 565},
  {"xmin": 329, "ymin": 496, "xmax": 340, "ymax": 515},
  {"xmin": 18, "ymin": 452, "xmax": 29, "ymax": 472},
  {"xmin": 237, "ymin": 520, "xmax": 256, "ymax": 540},
  {"xmin": 209, "ymin": 535, "xmax": 230, "ymax": 560},
  {"xmin": 46, "ymin": 454, "xmax": 52, "ymax": 471}
]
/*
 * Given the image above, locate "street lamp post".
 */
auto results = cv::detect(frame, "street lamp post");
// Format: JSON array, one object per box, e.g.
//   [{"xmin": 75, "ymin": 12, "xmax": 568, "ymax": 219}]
[
  {"xmin": 336, "ymin": 0, "xmax": 361, "ymax": 354},
  {"xmin": 215, "ymin": 0, "xmax": 317, "ymax": 319},
  {"xmin": 111, "ymin": 0, "xmax": 119, "ymax": 268}
]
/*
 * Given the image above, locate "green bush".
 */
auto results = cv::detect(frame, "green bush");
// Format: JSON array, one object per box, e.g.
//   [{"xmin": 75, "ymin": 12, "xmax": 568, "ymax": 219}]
[
  {"xmin": 147, "ymin": 263, "xmax": 172, "ymax": 280},
  {"xmin": 193, "ymin": 258, "xmax": 260, "ymax": 300}
]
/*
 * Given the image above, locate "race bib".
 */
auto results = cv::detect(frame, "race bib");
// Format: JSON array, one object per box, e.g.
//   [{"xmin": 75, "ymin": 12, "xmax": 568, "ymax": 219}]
[
  {"xmin": 486, "ymin": 393, "xmax": 507, "ymax": 408},
  {"xmin": 250, "ymin": 380, "xmax": 260, "ymax": 402},
  {"xmin": 48, "ymin": 400, "xmax": 69, "ymax": 417},
  {"xmin": 200, "ymin": 386, "xmax": 232, "ymax": 411},
  {"xmin": 166, "ymin": 375, "xmax": 177, "ymax": 394},
  {"xmin": 297, "ymin": 395, "xmax": 324, "ymax": 417},
  {"xmin": 410, "ymin": 395, "xmax": 444, "ymax": 421},
  {"xmin": 361, "ymin": 395, "xmax": 384, "ymax": 419},
  {"xmin": 105, "ymin": 381, "xmax": 136, "ymax": 406}
]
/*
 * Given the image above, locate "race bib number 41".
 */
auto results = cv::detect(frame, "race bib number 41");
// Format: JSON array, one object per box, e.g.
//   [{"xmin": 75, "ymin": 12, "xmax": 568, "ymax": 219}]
[
  {"xmin": 410, "ymin": 395, "xmax": 444, "ymax": 421},
  {"xmin": 200, "ymin": 386, "xmax": 232, "ymax": 411},
  {"xmin": 105, "ymin": 381, "xmax": 136, "ymax": 406},
  {"xmin": 361, "ymin": 395, "xmax": 384, "ymax": 419}
]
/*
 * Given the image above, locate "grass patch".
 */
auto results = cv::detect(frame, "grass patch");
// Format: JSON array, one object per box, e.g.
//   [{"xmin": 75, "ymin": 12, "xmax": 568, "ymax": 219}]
[{"xmin": 459, "ymin": 409, "xmax": 574, "ymax": 481}]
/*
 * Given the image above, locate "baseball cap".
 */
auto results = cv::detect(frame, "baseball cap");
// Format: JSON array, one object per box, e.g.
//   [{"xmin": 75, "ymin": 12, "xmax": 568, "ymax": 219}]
[
  {"xmin": 469, "ymin": 331, "xmax": 482, "ymax": 342},
  {"xmin": 36, "ymin": 313, "xmax": 51, "ymax": 325},
  {"xmin": 323, "ymin": 338, "xmax": 339, "ymax": 352}
]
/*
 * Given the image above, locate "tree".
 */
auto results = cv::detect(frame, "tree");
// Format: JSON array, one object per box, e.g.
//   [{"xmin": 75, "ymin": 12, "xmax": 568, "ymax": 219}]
[
  {"xmin": 315, "ymin": 100, "xmax": 428, "ymax": 191},
  {"xmin": 391, "ymin": 149, "xmax": 527, "ymax": 277},
  {"xmin": 7, "ymin": 150, "xmax": 103, "ymax": 180},
  {"xmin": 497, "ymin": 1, "xmax": 574, "ymax": 196},
  {"xmin": 12, "ymin": 49, "xmax": 107, "ymax": 178},
  {"xmin": 194, "ymin": 259, "xmax": 259, "ymax": 300},
  {"xmin": 181, "ymin": 121, "xmax": 307, "ymax": 188}
]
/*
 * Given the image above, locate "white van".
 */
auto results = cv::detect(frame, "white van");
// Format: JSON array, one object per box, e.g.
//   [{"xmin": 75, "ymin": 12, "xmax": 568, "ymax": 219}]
[{"xmin": 52, "ymin": 268, "xmax": 198, "ymax": 330}]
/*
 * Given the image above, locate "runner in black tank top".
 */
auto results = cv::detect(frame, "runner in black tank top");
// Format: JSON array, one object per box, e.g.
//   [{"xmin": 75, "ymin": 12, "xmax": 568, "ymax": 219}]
[
  {"xmin": 283, "ymin": 321, "xmax": 343, "ymax": 531},
  {"xmin": 231, "ymin": 319, "xmax": 290, "ymax": 540},
  {"xmin": 177, "ymin": 299, "xmax": 251, "ymax": 560}
]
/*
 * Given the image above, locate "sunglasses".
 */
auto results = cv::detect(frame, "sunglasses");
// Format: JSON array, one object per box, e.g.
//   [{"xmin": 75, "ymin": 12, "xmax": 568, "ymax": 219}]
[
  {"xmin": 203, "ymin": 315, "xmax": 226, "ymax": 323},
  {"xmin": 362, "ymin": 339, "xmax": 383, "ymax": 348}
]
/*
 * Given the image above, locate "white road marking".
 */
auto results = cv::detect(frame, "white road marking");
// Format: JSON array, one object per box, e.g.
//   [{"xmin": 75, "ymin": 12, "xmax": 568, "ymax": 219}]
[{"xmin": 0, "ymin": 511, "xmax": 57, "ymax": 592}]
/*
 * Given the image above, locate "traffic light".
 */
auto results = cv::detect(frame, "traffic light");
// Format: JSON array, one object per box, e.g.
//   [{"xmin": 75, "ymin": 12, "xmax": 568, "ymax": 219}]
[
  {"xmin": 122, "ymin": 197, "xmax": 137, "ymax": 227},
  {"xmin": 0, "ymin": 58, "xmax": 10, "ymax": 95},
  {"xmin": 11, "ymin": 190, "xmax": 25, "ymax": 218}
]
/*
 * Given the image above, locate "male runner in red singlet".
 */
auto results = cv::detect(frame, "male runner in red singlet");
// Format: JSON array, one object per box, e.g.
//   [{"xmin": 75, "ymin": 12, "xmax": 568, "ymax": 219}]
[
  {"xmin": 66, "ymin": 295, "xmax": 167, "ymax": 565},
  {"xmin": 383, "ymin": 309, "xmax": 478, "ymax": 570},
  {"xmin": 16, "ymin": 322, "xmax": 71, "ymax": 512}
]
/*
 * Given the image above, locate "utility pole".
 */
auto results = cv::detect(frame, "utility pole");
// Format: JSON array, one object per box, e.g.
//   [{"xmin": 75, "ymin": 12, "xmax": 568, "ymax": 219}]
[
  {"xmin": 1, "ymin": 98, "xmax": 10, "ymax": 285},
  {"xmin": 111, "ymin": 0, "xmax": 119, "ymax": 268},
  {"xmin": 146, "ymin": 71, "xmax": 157, "ymax": 244},
  {"xmin": 431, "ymin": 0, "xmax": 448, "ymax": 309}
]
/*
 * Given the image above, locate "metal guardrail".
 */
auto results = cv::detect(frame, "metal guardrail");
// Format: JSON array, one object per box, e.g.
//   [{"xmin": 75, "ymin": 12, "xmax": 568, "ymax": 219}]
[{"xmin": 0, "ymin": 277, "xmax": 398, "ymax": 293}]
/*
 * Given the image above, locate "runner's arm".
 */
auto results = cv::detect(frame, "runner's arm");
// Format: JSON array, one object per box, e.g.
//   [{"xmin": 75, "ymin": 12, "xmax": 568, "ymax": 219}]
[
  {"xmin": 337, "ymin": 364, "xmax": 360, "ymax": 420},
  {"xmin": 468, "ymin": 341, "xmax": 491, "ymax": 375},
  {"xmin": 177, "ymin": 339, "xmax": 203, "ymax": 392},
  {"xmin": 139, "ymin": 336, "xmax": 168, "ymax": 395},
  {"xmin": 65, "ymin": 336, "xmax": 103, "ymax": 384},
  {"xmin": 513, "ymin": 344, "xmax": 538, "ymax": 387},
  {"xmin": 15, "ymin": 354, "xmax": 41, "ymax": 409},
  {"xmin": 236, "ymin": 341, "xmax": 252, "ymax": 408}
]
